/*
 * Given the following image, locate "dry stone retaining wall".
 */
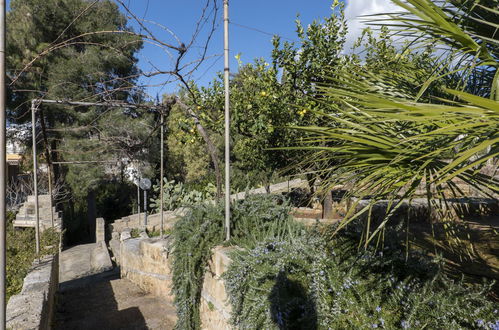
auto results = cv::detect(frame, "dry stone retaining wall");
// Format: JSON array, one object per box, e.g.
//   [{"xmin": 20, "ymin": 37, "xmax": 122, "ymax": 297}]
[
  {"xmin": 199, "ymin": 246, "xmax": 235, "ymax": 330},
  {"xmin": 6, "ymin": 255, "xmax": 59, "ymax": 330},
  {"xmin": 119, "ymin": 238, "xmax": 174, "ymax": 301},
  {"xmin": 110, "ymin": 211, "xmax": 235, "ymax": 329}
]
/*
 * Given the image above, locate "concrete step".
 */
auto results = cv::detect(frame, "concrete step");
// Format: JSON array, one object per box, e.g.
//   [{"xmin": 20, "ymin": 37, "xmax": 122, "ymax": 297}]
[
  {"xmin": 59, "ymin": 242, "xmax": 113, "ymax": 284},
  {"xmin": 27, "ymin": 195, "xmax": 51, "ymax": 204}
]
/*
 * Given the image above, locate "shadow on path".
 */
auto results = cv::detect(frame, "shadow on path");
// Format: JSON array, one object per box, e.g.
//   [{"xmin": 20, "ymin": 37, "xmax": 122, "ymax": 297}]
[{"xmin": 55, "ymin": 268, "xmax": 176, "ymax": 330}]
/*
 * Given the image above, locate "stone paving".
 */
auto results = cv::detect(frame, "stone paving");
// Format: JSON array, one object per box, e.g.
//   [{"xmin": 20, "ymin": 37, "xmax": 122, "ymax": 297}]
[
  {"xmin": 56, "ymin": 235, "xmax": 177, "ymax": 329},
  {"xmin": 55, "ymin": 269, "xmax": 176, "ymax": 330}
]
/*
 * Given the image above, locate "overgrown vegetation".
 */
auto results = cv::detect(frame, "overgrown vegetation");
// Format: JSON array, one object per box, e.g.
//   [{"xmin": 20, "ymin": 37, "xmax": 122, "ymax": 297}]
[
  {"xmin": 225, "ymin": 230, "xmax": 498, "ymax": 329},
  {"xmin": 6, "ymin": 212, "xmax": 60, "ymax": 301},
  {"xmin": 171, "ymin": 198, "xmax": 498, "ymax": 330},
  {"xmin": 5, "ymin": 0, "xmax": 498, "ymax": 328},
  {"xmin": 150, "ymin": 178, "xmax": 215, "ymax": 212},
  {"xmin": 171, "ymin": 195, "xmax": 303, "ymax": 329},
  {"xmin": 289, "ymin": 0, "xmax": 498, "ymax": 245},
  {"xmin": 168, "ymin": 1, "xmax": 498, "ymax": 328}
]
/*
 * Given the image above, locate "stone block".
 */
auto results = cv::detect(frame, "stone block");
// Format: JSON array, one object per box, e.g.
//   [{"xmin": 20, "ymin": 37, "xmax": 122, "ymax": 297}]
[
  {"xmin": 210, "ymin": 246, "xmax": 235, "ymax": 277},
  {"xmin": 200, "ymin": 297, "xmax": 231, "ymax": 330},
  {"xmin": 199, "ymin": 246, "xmax": 238, "ymax": 330},
  {"xmin": 292, "ymin": 207, "xmax": 322, "ymax": 220},
  {"xmin": 96, "ymin": 217, "xmax": 105, "ymax": 243},
  {"xmin": 109, "ymin": 238, "xmax": 121, "ymax": 264},
  {"xmin": 202, "ymin": 270, "xmax": 229, "ymax": 311},
  {"xmin": 120, "ymin": 238, "xmax": 174, "ymax": 301},
  {"xmin": 120, "ymin": 230, "xmax": 131, "ymax": 241},
  {"xmin": 140, "ymin": 239, "xmax": 170, "ymax": 261},
  {"xmin": 90, "ymin": 241, "xmax": 113, "ymax": 273}
]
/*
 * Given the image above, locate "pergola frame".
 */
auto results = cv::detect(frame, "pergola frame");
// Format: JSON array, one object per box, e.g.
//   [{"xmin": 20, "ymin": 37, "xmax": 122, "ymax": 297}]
[{"xmin": 29, "ymin": 98, "xmax": 169, "ymax": 252}]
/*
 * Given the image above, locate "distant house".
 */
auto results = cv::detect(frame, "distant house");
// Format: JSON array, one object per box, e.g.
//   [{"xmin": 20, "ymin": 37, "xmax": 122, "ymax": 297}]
[{"xmin": 6, "ymin": 123, "xmax": 29, "ymax": 184}]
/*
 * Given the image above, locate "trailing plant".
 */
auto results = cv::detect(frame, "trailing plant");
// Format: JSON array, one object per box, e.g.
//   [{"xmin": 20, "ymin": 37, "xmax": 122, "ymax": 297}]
[
  {"xmin": 223, "ymin": 228, "xmax": 499, "ymax": 329},
  {"xmin": 170, "ymin": 195, "xmax": 304, "ymax": 330}
]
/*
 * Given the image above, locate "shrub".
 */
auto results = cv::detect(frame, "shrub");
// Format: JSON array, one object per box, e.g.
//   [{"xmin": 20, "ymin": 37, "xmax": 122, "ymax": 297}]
[
  {"xmin": 223, "ymin": 231, "xmax": 499, "ymax": 329},
  {"xmin": 7, "ymin": 212, "xmax": 60, "ymax": 301},
  {"xmin": 150, "ymin": 179, "xmax": 215, "ymax": 212},
  {"xmin": 170, "ymin": 195, "xmax": 303, "ymax": 329},
  {"xmin": 170, "ymin": 196, "xmax": 498, "ymax": 330}
]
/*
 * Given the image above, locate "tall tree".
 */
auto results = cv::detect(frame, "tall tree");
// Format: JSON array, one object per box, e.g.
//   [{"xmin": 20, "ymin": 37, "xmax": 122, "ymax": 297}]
[{"xmin": 7, "ymin": 0, "xmax": 144, "ymax": 240}]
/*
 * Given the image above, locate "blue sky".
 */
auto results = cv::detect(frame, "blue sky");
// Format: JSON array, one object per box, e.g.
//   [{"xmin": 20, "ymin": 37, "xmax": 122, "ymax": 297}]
[
  {"xmin": 122, "ymin": 0, "xmax": 398, "ymax": 99},
  {"xmin": 7, "ymin": 0, "xmax": 398, "ymax": 99},
  {"xmin": 124, "ymin": 0, "xmax": 334, "ymax": 98}
]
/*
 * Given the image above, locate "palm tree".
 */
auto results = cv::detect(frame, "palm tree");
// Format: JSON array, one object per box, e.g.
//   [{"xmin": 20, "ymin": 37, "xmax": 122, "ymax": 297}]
[{"xmin": 292, "ymin": 0, "xmax": 498, "ymax": 245}]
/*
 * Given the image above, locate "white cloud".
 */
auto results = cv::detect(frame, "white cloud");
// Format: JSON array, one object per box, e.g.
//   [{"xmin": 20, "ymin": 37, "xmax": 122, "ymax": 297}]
[{"xmin": 343, "ymin": 0, "xmax": 400, "ymax": 52}]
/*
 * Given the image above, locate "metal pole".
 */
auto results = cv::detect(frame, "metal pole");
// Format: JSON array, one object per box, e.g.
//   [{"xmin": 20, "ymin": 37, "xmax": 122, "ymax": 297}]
[
  {"xmin": 0, "ymin": 0, "xmax": 6, "ymax": 326},
  {"xmin": 33, "ymin": 98, "xmax": 167, "ymax": 111},
  {"xmin": 223, "ymin": 0, "xmax": 231, "ymax": 241},
  {"xmin": 31, "ymin": 101, "xmax": 40, "ymax": 254},
  {"xmin": 143, "ymin": 190, "xmax": 147, "ymax": 227},
  {"xmin": 137, "ymin": 181, "xmax": 140, "ymax": 226},
  {"xmin": 48, "ymin": 164, "xmax": 54, "ymax": 227},
  {"xmin": 160, "ymin": 112, "xmax": 164, "ymax": 238}
]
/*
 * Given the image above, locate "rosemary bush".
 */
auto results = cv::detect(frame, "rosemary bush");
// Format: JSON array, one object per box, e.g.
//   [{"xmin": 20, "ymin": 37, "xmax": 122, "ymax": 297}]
[
  {"xmin": 171, "ymin": 195, "xmax": 303, "ymax": 330},
  {"xmin": 224, "ymin": 230, "xmax": 499, "ymax": 329},
  {"xmin": 171, "ymin": 196, "xmax": 498, "ymax": 329}
]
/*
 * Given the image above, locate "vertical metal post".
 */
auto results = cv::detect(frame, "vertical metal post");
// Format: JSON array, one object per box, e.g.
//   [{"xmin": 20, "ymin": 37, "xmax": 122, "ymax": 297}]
[
  {"xmin": 137, "ymin": 179, "xmax": 140, "ymax": 225},
  {"xmin": 160, "ymin": 111, "xmax": 164, "ymax": 238},
  {"xmin": 0, "ymin": 0, "xmax": 6, "ymax": 326},
  {"xmin": 31, "ymin": 101, "xmax": 40, "ymax": 254},
  {"xmin": 48, "ymin": 168, "xmax": 54, "ymax": 227},
  {"xmin": 223, "ymin": 0, "xmax": 231, "ymax": 241},
  {"xmin": 143, "ymin": 190, "xmax": 147, "ymax": 227}
]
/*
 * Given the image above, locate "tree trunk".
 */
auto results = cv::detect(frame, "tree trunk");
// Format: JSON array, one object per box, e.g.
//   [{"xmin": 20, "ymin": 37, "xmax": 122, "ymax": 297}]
[
  {"xmin": 323, "ymin": 190, "xmax": 334, "ymax": 219},
  {"xmin": 87, "ymin": 190, "xmax": 97, "ymax": 242},
  {"xmin": 175, "ymin": 98, "xmax": 223, "ymax": 199}
]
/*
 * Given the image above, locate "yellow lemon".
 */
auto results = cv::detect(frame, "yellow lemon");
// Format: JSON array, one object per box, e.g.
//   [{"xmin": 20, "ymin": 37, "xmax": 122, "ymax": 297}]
[{"xmin": 260, "ymin": 91, "xmax": 267, "ymax": 97}]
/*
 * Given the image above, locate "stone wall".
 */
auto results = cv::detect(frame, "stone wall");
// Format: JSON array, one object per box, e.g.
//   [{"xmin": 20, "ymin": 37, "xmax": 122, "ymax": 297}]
[
  {"xmin": 199, "ymin": 246, "xmax": 235, "ymax": 330},
  {"xmin": 7, "ymin": 254, "xmax": 59, "ymax": 330},
  {"xmin": 118, "ymin": 237, "xmax": 174, "ymax": 302},
  {"xmin": 111, "ymin": 217, "xmax": 235, "ymax": 330},
  {"xmin": 109, "ymin": 208, "xmax": 186, "ymax": 235}
]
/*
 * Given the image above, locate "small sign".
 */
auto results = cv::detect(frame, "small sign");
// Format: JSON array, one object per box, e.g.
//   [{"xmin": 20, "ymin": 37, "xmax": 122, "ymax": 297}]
[{"xmin": 139, "ymin": 178, "xmax": 151, "ymax": 190}]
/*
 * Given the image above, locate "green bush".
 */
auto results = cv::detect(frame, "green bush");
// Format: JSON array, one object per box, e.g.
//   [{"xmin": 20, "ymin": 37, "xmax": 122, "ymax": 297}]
[
  {"xmin": 170, "ymin": 195, "xmax": 303, "ymax": 329},
  {"xmin": 7, "ymin": 212, "xmax": 60, "ymax": 301},
  {"xmin": 170, "ymin": 197, "xmax": 498, "ymax": 330},
  {"xmin": 224, "ymin": 231, "xmax": 499, "ymax": 329}
]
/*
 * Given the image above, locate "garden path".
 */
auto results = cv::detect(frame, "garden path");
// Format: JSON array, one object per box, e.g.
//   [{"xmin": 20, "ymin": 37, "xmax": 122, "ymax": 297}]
[{"xmin": 55, "ymin": 244, "xmax": 176, "ymax": 329}]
